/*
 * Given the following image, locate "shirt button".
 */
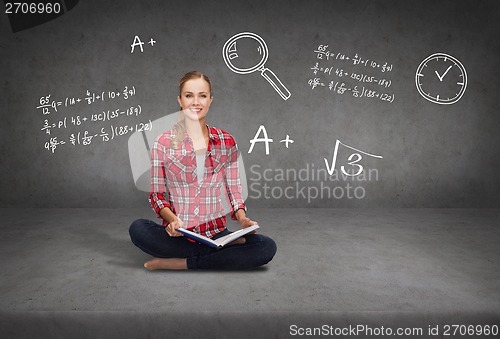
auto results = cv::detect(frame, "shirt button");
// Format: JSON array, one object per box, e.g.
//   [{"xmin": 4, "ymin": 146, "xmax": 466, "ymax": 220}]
[{"xmin": 194, "ymin": 207, "xmax": 199, "ymax": 215}]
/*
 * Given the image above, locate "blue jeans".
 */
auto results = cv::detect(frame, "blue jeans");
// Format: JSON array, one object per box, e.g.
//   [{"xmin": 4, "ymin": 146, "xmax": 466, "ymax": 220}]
[{"xmin": 129, "ymin": 219, "xmax": 277, "ymax": 270}]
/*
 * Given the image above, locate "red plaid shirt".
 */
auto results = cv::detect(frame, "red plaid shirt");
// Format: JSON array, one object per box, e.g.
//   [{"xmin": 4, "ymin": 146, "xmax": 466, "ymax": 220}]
[{"xmin": 149, "ymin": 124, "xmax": 246, "ymax": 238}]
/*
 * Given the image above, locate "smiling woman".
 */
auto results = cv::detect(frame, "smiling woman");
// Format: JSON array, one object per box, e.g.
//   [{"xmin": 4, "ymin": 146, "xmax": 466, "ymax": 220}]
[{"xmin": 128, "ymin": 71, "xmax": 277, "ymax": 271}]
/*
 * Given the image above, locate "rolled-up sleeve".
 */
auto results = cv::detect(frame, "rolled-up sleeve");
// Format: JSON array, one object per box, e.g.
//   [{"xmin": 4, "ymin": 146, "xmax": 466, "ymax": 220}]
[
  {"xmin": 148, "ymin": 136, "xmax": 176, "ymax": 221},
  {"xmin": 224, "ymin": 141, "xmax": 246, "ymax": 220}
]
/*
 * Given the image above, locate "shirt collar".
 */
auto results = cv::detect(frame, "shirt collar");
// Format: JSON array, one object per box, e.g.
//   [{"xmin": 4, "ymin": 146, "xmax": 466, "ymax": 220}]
[{"xmin": 207, "ymin": 124, "xmax": 220, "ymax": 141}]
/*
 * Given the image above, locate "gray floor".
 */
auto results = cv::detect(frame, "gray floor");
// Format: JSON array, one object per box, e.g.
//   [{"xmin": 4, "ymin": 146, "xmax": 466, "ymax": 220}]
[{"xmin": 0, "ymin": 208, "xmax": 499, "ymax": 338}]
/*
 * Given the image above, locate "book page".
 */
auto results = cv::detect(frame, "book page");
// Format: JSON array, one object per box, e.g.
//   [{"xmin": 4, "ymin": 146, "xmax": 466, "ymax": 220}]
[{"xmin": 214, "ymin": 225, "xmax": 260, "ymax": 247}]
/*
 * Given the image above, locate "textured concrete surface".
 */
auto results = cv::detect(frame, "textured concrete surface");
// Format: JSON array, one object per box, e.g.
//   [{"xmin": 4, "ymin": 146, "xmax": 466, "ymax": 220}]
[{"xmin": 0, "ymin": 208, "xmax": 499, "ymax": 338}]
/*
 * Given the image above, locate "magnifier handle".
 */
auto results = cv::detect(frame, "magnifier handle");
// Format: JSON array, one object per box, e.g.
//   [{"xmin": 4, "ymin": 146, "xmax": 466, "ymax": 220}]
[{"xmin": 260, "ymin": 68, "xmax": 291, "ymax": 100}]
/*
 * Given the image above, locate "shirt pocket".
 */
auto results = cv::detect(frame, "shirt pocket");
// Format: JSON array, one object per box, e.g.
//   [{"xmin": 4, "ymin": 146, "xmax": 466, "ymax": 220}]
[
  {"xmin": 165, "ymin": 154, "xmax": 196, "ymax": 184},
  {"xmin": 210, "ymin": 154, "xmax": 229, "ymax": 174}
]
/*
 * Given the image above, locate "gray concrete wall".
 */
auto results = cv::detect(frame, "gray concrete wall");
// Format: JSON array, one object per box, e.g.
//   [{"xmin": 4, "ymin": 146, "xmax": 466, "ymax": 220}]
[{"xmin": 1, "ymin": 0, "xmax": 499, "ymax": 208}]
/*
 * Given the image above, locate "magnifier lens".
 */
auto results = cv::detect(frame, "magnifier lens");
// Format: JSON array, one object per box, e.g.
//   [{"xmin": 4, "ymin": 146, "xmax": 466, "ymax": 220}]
[{"xmin": 226, "ymin": 37, "xmax": 265, "ymax": 71}]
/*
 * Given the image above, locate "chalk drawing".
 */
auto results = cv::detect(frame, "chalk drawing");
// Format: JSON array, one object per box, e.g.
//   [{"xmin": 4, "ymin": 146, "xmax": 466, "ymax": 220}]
[
  {"xmin": 308, "ymin": 44, "xmax": 396, "ymax": 103},
  {"xmin": 324, "ymin": 139, "xmax": 383, "ymax": 177},
  {"xmin": 38, "ymin": 85, "xmax": 150, "ymax": 153},
  {"xmin": 279, "ymin": 135, "xmax": 294, "ymax": 148},
  {"xmin": 247, "ymin": 125, "xmax": 295, "ymax": 154},
  {"xmin": 223, "ymin": 32, "xmax": 291, "ymax": 100},
  {"xmin": 248, "ymin": 125, "xmax": 274, "ymax": 155},
  {"xmin": 131, "ymin": 36, "xmax": 145, "ymax": 53},
  {"xmin": 130, "ymin": 35, "xmax": 157, "ymax": 53},
  {"xmin": 415, "ymin": 53, "xmax": 467, "ymax": 105},
  {"xmin": 314, "ymin": 45, "xmax": 393, "ymax": 72}
]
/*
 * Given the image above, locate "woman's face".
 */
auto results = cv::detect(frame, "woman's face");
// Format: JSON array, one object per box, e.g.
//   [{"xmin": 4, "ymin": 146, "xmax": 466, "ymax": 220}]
[{"xmin": 177, "ymin": 77, "xmax": 213, "ymax": 121}]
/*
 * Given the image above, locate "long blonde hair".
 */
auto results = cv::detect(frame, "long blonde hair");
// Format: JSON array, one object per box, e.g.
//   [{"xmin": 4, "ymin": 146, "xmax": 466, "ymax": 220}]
[{"xmin": 171, "ymin": 71, "xmax": 213, "ymax": 149}]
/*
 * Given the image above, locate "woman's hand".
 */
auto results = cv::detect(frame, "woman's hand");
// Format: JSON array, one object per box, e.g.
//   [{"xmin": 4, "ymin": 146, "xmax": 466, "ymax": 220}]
[
  {"xmin": 239, "ymin": 216, "xmax": 258, "ymax": 234},
  {"xmin": 165, "ymin": 217, "xmax": 184, "ymax": 237}
]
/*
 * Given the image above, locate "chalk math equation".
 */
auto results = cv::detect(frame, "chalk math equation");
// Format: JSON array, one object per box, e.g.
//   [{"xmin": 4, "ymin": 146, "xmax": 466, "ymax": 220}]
[
  {"xmin": 37, "ymin": 85, "xmax": 152, "ymax": 153},
  {"xmin": 307, "ymin": 44, "xmax": 395, "ymax": 103}
]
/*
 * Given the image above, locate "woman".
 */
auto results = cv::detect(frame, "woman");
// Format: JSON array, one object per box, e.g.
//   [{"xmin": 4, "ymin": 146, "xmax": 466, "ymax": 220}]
[{"xmin": 129, "ymin": 71, "xmax": 277, "ymax": 270}]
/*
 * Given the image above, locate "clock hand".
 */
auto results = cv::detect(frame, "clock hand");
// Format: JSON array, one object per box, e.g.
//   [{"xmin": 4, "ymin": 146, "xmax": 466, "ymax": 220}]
[
  {"xmin": 441, "ymin": 65, "xmax": 453, "ymax": 79},
  {"xmin": 435, "ymin": 66, "xmax": 453, "ymax": 82},
  {"xmin": 435, "ymin": 70, "xmax": 443, "ymax": 81}
]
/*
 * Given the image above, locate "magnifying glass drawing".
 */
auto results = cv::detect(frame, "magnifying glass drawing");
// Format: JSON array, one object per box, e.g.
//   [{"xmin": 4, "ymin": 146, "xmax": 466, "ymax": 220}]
[{"xmin": 223, "ymin": 32, "xmax": 291, "ymax": 101}]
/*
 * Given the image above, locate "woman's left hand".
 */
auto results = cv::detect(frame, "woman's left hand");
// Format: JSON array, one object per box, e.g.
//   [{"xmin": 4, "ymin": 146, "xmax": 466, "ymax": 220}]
[{"xmin": 239, "ymin": 217, "xmax": 258, "ymax": 234}]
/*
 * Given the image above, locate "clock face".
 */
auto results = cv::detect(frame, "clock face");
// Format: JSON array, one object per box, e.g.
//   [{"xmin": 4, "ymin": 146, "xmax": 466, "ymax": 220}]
[{"xmin": 415, "ymin": 53, "xmax": 467, "ymax": 105}]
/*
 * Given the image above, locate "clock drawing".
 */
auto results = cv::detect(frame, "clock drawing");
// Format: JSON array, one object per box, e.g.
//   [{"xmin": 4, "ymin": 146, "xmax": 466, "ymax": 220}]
[{"xmin": 415, "ymin": 53, "xmax": 467, "ymax": 105}]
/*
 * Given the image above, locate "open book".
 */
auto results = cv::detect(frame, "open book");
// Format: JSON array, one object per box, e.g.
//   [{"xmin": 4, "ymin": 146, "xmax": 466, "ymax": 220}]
[{"xmin": 177, "ymin": 225, "xmax": 260, "ymax": 248}]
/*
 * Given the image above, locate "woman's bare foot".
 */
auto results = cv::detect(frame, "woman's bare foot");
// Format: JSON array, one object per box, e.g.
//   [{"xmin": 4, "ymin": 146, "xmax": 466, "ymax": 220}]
[{"xmin": 144, "ymin": 258, "xmax": 188, "ymax": 270}]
